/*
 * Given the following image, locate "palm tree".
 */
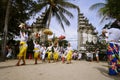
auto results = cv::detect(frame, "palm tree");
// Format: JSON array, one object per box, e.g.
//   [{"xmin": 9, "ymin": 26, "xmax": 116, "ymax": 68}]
[
  {"xmin": 89, "ymin": 0, "xmax": 110, "ymax": 23},
  {"xmin": 89, "ymin": 0, "xmax": 120, "ymax": 23},
  {"xmin": 1, "ymin": 0, "xmax": 11, "ymax": 61},
  {"xmin": 31, "ymin": 0, "xmax": 79, "ymax": 31}
]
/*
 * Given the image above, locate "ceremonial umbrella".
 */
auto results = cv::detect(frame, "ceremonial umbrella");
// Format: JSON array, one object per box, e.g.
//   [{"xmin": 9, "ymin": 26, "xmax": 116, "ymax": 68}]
[
  {"xmin": 59, "ymin": 35, "xmax": 65, "ymax": 40},
  {"xmin": 43, "ymin": 28, "xmax": 53, "ymax": 35}
]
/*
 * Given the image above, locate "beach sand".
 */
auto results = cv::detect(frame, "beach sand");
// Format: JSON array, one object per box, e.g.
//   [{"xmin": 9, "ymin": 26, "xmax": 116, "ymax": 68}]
[{"xmin": 0, "ymin": 60, "xmax": 119, "ymax": 80}]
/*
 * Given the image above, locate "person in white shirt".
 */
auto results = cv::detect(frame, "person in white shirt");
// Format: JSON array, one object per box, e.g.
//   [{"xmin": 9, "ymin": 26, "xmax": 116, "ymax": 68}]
[
  {"xmin": 86, "ymin": 51, "xmax": 93, "ymax": 62},
  {"xmin": 16, "ymin": 23, "xmax": 28, "ymax": 66},
  {"xmin": 46, "ymin": 44, "xmax": 53, "ymax": 63},
  {"xmin": 66, "ymin": 43, "xmax": 73, "ymax": 64},
  {"xmin": 53, "ymin": 44, "xmax": 59, "ymax": 62},
  {"xmin": 33, "ymin": 40, "xmax": 41, "ymax": 64},
  {"xmin": 40, "ymin": 44, "xmax": 46, "ymax": 62},
  {"xmin": 95, "ymin": 48, "xmax": 99, "ymax": 62},
  {"xmin": 78, "ymin": 51, "xmax": 82, "ymax": 60}
]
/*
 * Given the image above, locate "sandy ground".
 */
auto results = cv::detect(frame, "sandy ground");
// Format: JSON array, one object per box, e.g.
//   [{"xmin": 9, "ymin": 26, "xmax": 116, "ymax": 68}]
[{"xmin": 0, "ymin": 60, "xmax": 120, "ymax": 80}]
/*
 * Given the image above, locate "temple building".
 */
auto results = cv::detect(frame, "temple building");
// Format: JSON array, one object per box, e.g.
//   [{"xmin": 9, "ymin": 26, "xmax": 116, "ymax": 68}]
[
  {"xmin": 30, "ymin": 12, "xmax": 47, "ymax": 43},
  {"xmin": 77, "ymin": 11, "xmax": 98, "ymax": 52}
]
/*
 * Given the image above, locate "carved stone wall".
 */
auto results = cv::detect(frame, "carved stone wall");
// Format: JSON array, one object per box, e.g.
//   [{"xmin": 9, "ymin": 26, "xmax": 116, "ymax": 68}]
[{"xmin": 77, "ymin": 12, "xmax": 98, "ymax": 52}]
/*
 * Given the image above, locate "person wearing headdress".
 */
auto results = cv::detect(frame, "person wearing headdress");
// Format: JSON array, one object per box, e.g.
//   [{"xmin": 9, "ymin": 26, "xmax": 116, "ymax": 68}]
[
  {"xmin": 33, "ymin": 40, "xmax": 41, "ymax": 64},
  {"xmin": 102, "ymin": 20, "xmax": 120, "ymax": 75},
  {"xmin": 16, "ymin": 23, "xmax": 28, "ymax": 66}
]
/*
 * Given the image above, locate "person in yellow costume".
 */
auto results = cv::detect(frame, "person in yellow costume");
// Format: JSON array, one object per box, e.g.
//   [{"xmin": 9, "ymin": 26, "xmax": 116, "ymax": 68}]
[
  {"xmin": 46, "ymin": 44, "xmax": 53, "ymax": 63},
  {"xmin": 66, "ymin": 43, "xmax": 73, "ymax": 64},
  {"xmin": 53, "ymin": 44, "xmax": 59, "ymax": 62},
  {"xmin": 33, "ymin": 40, "xmax": 41, "ymax": 64},
  {"xmin": 16, "ymin": 23, "xmax": 28, "ymax": 66}
]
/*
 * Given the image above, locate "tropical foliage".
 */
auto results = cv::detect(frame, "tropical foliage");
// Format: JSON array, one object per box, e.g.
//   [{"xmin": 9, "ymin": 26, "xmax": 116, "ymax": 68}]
[
  {"xmin": 30, "ymin": 0, "xmax": 79, "ymax": 31},
  {"xmin": 0, "ymin": 0, "xmax": 78, "ymax": 61},
  {"xmin": 0, "ymin": 0, "xmax": 37, "ymax": 37},
  {"xmin": 89, "ymin": 0, "xmax": 120, "ymax": 22}
]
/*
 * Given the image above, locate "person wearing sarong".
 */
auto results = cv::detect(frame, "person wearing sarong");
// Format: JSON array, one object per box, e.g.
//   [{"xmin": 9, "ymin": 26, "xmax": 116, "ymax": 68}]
[
  {"xmin": 53, "ymin": 45, "xmax": 59, "ymax": 62},
  {"xmin": 66, "ymin": 43, "xmax": 73, "ymax": 64},
  {"xmin": 46, "ymin": 44, "xmax": 53, "ymax": 63},
  {"xmin": 16, "ymin": 23, "xmax": 28, "ymax": 66},
  {"xmin": 103, "ymin": 20, "xmax": 120, "ymax": 75},
  {"xmin": 33, "ymin": 40, "xmax": 41, "ymax": 64}
]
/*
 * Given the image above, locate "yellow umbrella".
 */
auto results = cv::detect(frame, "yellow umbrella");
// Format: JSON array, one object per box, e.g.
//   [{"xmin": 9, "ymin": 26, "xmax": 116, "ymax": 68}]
[{"xmin": 43, "ymin": 28, "xmax": 53, "ymax": 35}]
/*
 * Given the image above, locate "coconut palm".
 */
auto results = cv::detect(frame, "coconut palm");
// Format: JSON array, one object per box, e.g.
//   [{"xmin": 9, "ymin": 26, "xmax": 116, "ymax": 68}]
[
  {"xmin": 0, "ymin": 0, "xmax": 11, "ymax": 61},
  {"xmin": 0, "ymin": 0, "xmax": 38, "ymax": 61},
  {"xmin": 89, "ymin": 0, "xmax": 110, "ymax": 23},
  {"xmin": 30, "ymin": 0, "xmax": 79, "ymax": 31},
  {"xmin": 89, "ymin": 0, "xmax": 120, "ymax": 23}
]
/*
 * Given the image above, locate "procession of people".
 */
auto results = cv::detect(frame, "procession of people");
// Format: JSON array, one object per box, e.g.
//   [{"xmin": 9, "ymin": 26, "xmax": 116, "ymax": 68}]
[{"xmin": 4, "ymin": 21, "xmax": 120, "ymax": 76}]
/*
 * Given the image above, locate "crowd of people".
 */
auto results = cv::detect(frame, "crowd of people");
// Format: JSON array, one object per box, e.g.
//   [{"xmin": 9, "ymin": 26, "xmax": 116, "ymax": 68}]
[
  {"xmin": 85, "ymin": 48, "xmax": 100, "ymax": 62},
  {"xmin": 5, "ymin": 23, "xmax": 100, "ymax": 65},
  {"xmin": 5, "ymin": 20, "xmax": 120, "ymax": 76},
  {"xmin": 13, "ymin": 23, "xmax": 83, "ymax": 65}
]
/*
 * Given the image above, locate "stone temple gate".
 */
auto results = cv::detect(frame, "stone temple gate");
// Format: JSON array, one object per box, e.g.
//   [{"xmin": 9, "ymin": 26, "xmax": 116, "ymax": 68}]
[{"xmin": 77, "ymin": 10, "xmax": 98, "ymax": 52}]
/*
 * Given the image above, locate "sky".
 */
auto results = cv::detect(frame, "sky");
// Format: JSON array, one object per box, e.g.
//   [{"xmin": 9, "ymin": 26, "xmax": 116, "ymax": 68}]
[{"xmin": 27, "ymin": 0, "xmax": 110, "ymax": 49}]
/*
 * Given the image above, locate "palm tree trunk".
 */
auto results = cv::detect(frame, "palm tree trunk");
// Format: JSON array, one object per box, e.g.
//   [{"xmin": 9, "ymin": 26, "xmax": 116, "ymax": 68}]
[{"xmin": 0, "ymin": 0, "xmax": 11, "ymax": 61}]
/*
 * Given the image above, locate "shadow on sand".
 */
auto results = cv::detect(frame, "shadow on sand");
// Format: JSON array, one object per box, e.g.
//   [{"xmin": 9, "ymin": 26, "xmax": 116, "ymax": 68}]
[
  {"xmin": 95, "ymin": 66, "xmax": 120, "ymax": 80},
  {"xmin": 0, "ymin": 62, "xmax": 43, "ymax": 69}
]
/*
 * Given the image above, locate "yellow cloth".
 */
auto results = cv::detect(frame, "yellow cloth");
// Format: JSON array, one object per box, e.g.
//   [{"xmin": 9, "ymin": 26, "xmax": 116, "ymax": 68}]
[
  {"xmin": 34, "ymin": 48, "xmax": 40, "ymax": 58},
  {"xmin": 53, "ymin": 52, "xmax": 59, "ymax": 60},
  {"xmin": 17, "ymin": 41, "xmax": 27, "ymax": 59},
  {"xmin": 20, "ymin": 41, "xmax": 25, "ymax": 45},
  {"xmin": 34, "ymin": 52, "xmax": 40, "ymax": 58},
  {"xmin": 66, "ymin": 50, "xmax": 72, "ymax": 61},
  {"xmin": 47, "ymin": 51, "xmax": 52, "ymax": 60}
]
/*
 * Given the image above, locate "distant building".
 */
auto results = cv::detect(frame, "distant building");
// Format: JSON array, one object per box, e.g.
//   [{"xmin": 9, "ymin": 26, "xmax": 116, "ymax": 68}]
[{"xmin": 77, "ymin": 11, "xmax": 98, "ymax": 52}]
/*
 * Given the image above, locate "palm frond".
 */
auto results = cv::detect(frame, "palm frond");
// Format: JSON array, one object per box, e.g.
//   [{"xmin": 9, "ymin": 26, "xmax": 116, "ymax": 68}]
[
  {"xmin": 89, "ymin": 3, "xmax": 105, "ymax": 11},
  {"xmin": 29, "ymin": 2, "xmax": 47, "ymax": 16},
  {"xmin": 58, "ymin": 10, "xmax": 70, "ymax": 26},
  {"xmin": 58, "ymin": 5, "xmax": 73, "ymax": 18},
  {"xmin": 58, "ymin": 1, "xmax": 79, "ymax": 9},
  {"xmin": 54, "ymin": 11, "xmax": 65, "ymax": 32},
  {"xmin": 98, "ymin": 7, "xmax": 112, "ymax": 23},
  {"xmin": 99, "ymin": 14, "xmax": 108, "ymax": 23},
  {"xmin": 98, "ymin": 7, "xmax": 109, "ymax": 16}
]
